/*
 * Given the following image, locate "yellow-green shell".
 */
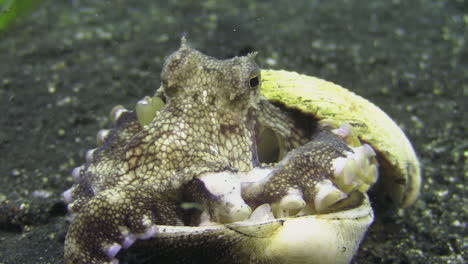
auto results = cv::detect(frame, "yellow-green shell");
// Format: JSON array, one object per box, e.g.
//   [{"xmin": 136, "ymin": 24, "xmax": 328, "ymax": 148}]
[{"xmin": 260, "ymin": 70, "xmax": 421, "ymax": 208}]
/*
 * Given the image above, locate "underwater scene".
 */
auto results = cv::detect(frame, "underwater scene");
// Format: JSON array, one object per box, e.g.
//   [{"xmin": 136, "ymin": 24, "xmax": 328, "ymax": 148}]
[{"xmin": 0, "ymin": 0, "xmax": 466, "ymax": 263}]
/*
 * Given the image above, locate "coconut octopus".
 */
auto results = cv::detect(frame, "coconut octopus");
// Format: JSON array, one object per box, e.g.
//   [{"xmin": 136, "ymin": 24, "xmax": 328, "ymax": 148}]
[{"xmin": 63, "ymin": 38, "xmax": 421, "ymax": 264}]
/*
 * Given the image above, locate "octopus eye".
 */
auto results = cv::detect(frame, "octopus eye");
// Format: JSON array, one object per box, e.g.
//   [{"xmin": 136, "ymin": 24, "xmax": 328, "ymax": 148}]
[{"xmin": 249, "ymin": 75, "xmax": 259, "ymax": 88}]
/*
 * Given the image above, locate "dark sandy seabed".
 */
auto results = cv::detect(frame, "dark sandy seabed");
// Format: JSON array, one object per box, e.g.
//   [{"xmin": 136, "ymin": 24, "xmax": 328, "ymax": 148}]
[{"xmin": 0, "ymin": 0, "xmax": 466, "ymax": 263}]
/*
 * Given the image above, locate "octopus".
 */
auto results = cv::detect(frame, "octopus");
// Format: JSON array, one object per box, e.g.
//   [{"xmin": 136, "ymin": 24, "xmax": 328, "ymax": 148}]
[{"xmin": 63, "ymin": 37, "xmax": 420, "ymax": 264}]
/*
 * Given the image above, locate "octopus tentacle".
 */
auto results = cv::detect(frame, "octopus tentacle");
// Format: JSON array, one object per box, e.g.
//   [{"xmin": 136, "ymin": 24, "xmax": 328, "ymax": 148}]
[
  {"xmin": 184, "ymin": 171, "xmax": 252, "ymax": 225},
  {"xmin": 244, "ymin": 128, "xmax": 378, "ymax": 217},
  {"xmin": 64, "ymin": 185, "xmax": 183, "ymax": 264}
]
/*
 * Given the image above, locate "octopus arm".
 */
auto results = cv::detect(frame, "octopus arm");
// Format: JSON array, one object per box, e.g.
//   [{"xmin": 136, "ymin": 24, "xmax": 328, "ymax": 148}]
[
  {"xmin": 64, "ymin": 185, "xmax": 183, "ymax": 264},
  {"xmin": 248, "ymin": 128, "xmax": 379, "ymax": 218}
]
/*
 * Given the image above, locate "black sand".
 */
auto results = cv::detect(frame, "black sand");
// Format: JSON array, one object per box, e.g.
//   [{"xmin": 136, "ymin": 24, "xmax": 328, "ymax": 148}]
[{"xmin": 0, "ymin": 1, "xmax": 466, "ymax": 263}]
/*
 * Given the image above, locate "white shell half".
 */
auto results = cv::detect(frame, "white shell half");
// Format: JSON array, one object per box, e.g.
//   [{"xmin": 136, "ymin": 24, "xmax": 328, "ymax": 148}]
[{"xmin": 144, "ymin": 193, "xmax": 373, "ymax": 264}]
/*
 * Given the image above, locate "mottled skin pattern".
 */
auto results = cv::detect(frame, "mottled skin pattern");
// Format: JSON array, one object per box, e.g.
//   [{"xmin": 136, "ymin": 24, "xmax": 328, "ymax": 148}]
[
  {"xmin": 64, "ymin": 39, "xmax": 354, "ymax": 263},
  {"xmin": 258, "ymin": 131, "xmax": 352, "ymax": 207}
]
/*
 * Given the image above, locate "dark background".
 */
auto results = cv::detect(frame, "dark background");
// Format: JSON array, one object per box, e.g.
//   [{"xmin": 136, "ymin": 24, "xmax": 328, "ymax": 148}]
[{"xmin": 0, "ymin": 0, "xmax": 466, "ymax": 263}]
